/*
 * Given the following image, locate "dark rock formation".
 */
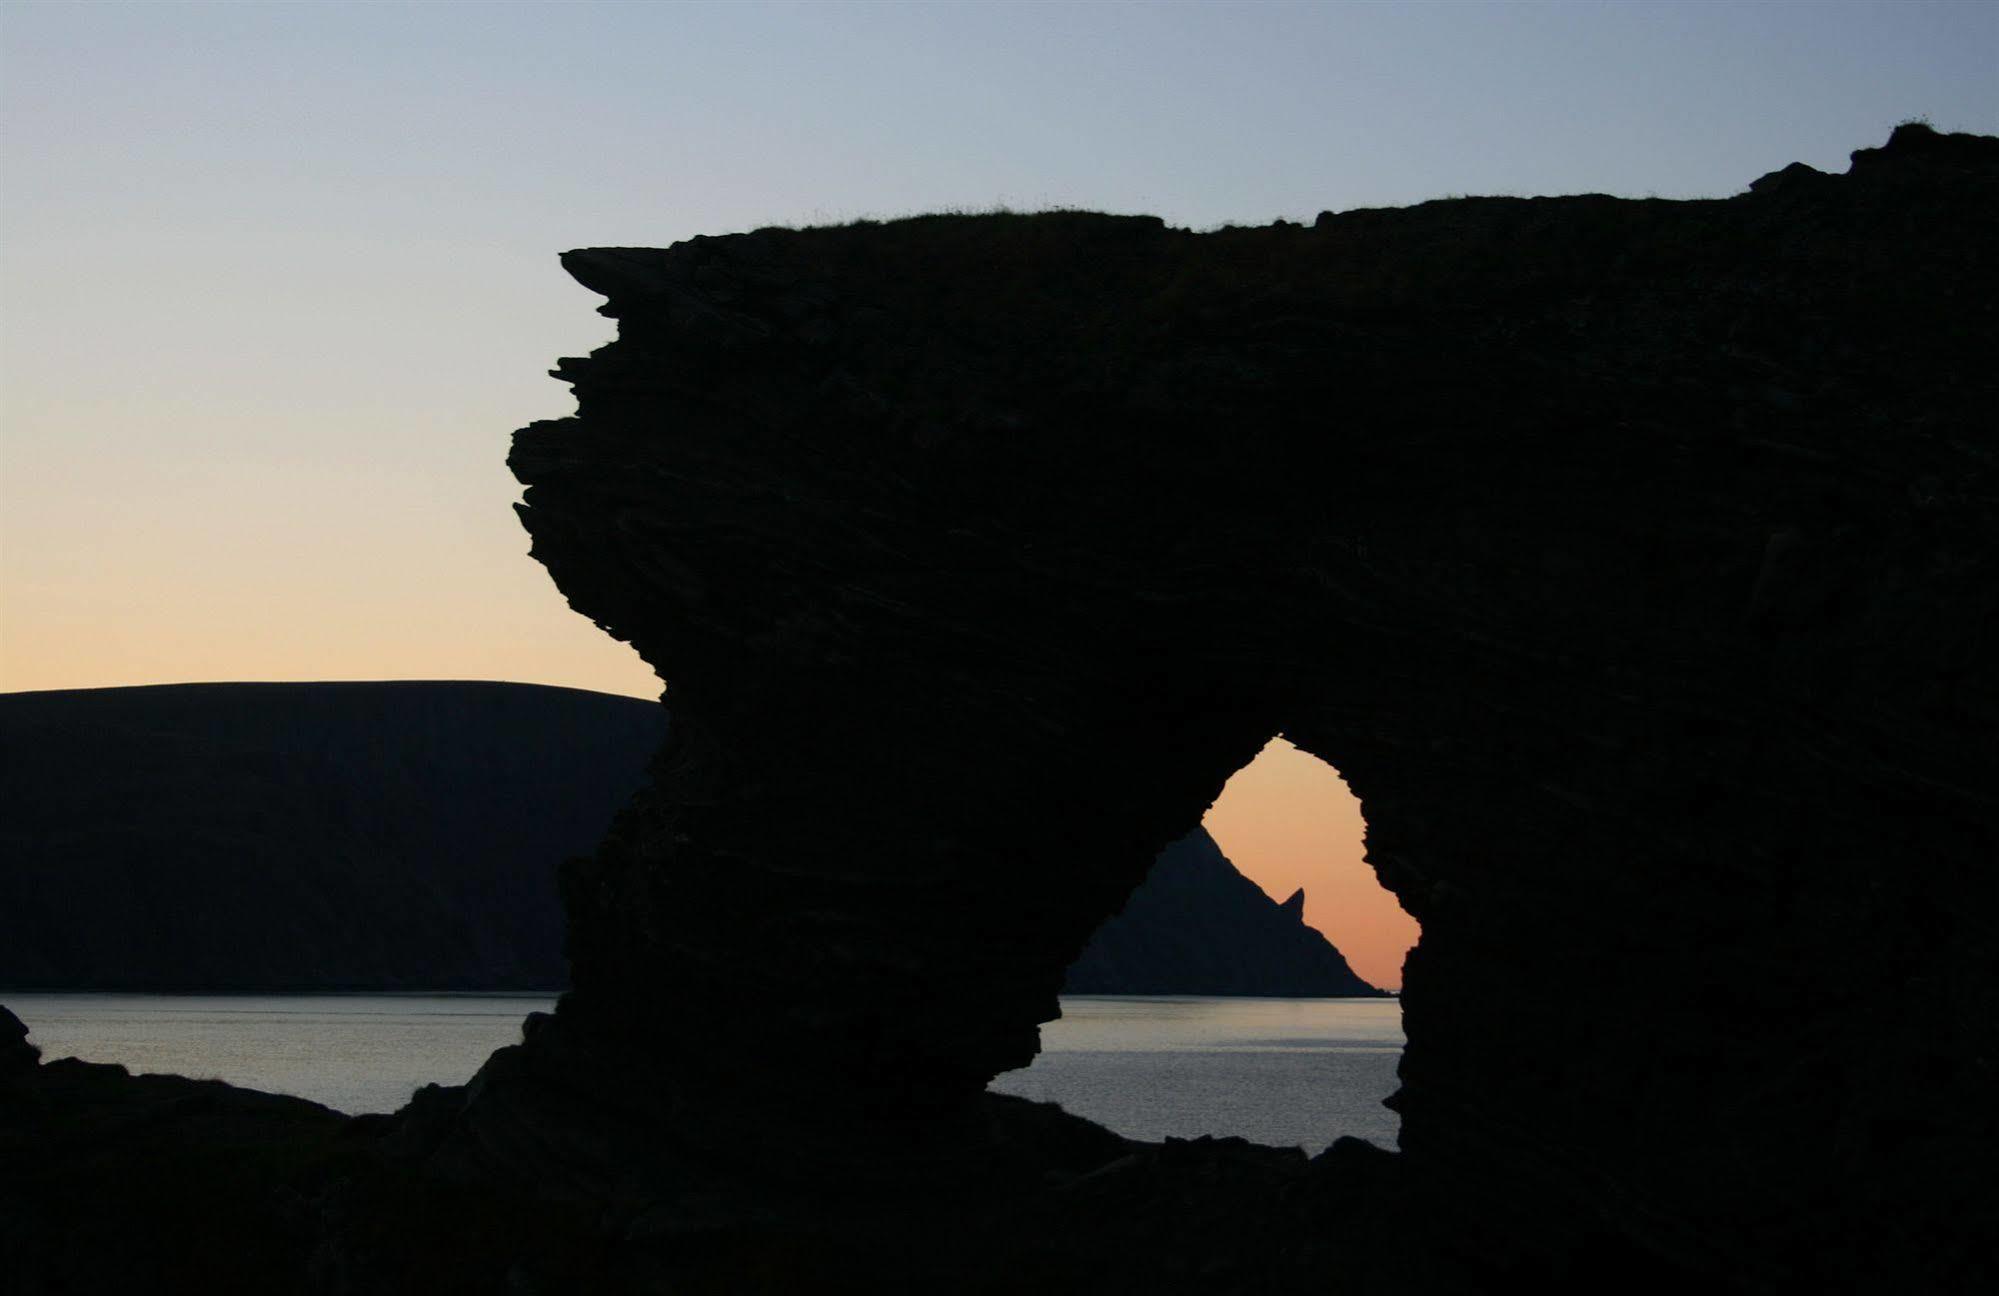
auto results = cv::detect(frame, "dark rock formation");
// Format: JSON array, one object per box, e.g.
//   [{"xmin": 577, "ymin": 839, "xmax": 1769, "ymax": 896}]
[
  {"xmin": 0, "ymin": 682, "xmax": 1374, "ymax": 996},
  {"xmin": 1, "ymin": 1004, "xmax": 37, "ymax": 1073},
  {"xmin": 4, "ymin": 1021, "xmax": 1414, "ymax": 1294},
  {"xmin": 0, "ymin": 682, "xmax": 663, "ymax": 990},
  {"xmin": 4, "ymin": 126, "xmax": 1993, "ymax": 1293},
  {"xmin": 468, "ymin": 123, "xmax": 1998, "ymax": 1287},
  {"xmin": 1062, "ymin": 832, "xmax": 1378, "ymax": 996}
]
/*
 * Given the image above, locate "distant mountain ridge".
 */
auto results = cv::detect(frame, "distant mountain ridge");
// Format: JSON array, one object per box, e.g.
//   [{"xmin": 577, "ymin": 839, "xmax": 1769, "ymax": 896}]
[{"xmin": 0, "ymin": 682, "xmax": 1381, "ymax": 996}]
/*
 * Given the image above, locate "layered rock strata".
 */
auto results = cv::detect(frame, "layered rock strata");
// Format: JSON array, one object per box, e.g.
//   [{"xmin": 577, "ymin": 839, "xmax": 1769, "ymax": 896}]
[{"xmin": 474, "ymin": 124, "xmax": 1996, "ymax": 1285}]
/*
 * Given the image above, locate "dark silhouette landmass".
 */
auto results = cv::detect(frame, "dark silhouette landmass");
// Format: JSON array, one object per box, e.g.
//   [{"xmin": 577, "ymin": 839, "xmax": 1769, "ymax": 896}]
[
  {"xmin": 0, "ymin": 681, "xmax": 657, "ymax": 990},
  {"xmin": 5, "ymin": 126, "xmax": 1995, "ymax": 1293},
  {"xmin": 0, "ymin": 681, "xmax": 1378, "ymax": 996},
  {"xmin": 1063, "ymin": 833, "xmax": 1375, "ymax": 995}
]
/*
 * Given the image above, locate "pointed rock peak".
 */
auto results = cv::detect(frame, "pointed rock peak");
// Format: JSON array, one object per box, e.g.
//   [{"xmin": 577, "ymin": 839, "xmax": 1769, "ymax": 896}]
[{"xmin": 1279, "ymin": 888, "xmax": 1306, "ymax": 921}]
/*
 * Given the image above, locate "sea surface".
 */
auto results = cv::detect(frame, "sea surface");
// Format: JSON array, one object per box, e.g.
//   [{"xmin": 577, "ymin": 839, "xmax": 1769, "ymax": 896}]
[{"xmin": 7, "ymin": 993, "xmax": 1403, "ymax": 1153}]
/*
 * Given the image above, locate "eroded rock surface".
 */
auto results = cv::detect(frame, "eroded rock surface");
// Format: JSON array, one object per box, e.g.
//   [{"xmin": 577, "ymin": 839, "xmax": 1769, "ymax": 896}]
[{"xmin": 476, "ymin": 124, "xmax": 1997, "ymax": 1287}]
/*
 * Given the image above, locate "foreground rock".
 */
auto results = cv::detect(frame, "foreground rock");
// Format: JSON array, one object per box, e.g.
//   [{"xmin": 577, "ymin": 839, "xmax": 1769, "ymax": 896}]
[
  {"xmin": 2, "ymin": 1004, "xmax": 37, "ymax": 1073},
  {"xmin": 3, "ymin": 1007, "xmax": 1435, "ymax": 1295},
  {"xmin": 482, "ymin": 123, "xmax": 1996, "ymax": 1288}
]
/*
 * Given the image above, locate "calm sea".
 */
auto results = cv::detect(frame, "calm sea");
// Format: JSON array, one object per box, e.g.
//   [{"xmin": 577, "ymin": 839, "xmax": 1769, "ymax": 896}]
[{"xmin": 6, "ymin": 993, "xmax": 1403, "ymax": 1153}]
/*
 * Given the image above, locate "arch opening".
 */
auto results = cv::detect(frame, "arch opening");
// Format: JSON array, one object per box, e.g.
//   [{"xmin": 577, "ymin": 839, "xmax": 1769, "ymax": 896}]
[
  {"xmin": 1201, "ymin": 737, "xmax": 1418, "ymax": 994},
  {"xmin": 988, "ymin": 736, "xmax": 1418, "ymax": 1152}
]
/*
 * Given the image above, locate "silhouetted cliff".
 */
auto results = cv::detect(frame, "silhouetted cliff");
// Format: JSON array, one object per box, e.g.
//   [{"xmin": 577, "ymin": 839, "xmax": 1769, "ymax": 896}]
[
  {"xmin": 484, "ymin": 123, "xmax": 1997, "ymax": 1286},
  {"xmin": 0, "ymin": 682, "xmax": 1378, "ymax": 995},
  {"xmin": 1064, "ymin": 833, "xmax": 1375, "ymax": 995}
]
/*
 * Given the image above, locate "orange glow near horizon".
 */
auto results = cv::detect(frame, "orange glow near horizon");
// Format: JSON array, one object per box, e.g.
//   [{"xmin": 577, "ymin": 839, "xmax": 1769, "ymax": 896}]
[{"xmin": 1200, "ymin": 739, "xmax": 1418, "ymax": 991}]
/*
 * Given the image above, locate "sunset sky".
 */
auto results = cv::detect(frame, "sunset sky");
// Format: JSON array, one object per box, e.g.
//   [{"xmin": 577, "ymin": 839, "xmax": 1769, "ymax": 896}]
[{"xmin": 4, "ymin": 1, "xmax": 1993, "ymax": 988}]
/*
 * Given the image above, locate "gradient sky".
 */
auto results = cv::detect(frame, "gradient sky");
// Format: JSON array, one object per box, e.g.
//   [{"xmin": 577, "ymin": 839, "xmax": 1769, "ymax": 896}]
[{"xmin": 4, "ymin": 1, "xmax": 1993, "ymax": 988}]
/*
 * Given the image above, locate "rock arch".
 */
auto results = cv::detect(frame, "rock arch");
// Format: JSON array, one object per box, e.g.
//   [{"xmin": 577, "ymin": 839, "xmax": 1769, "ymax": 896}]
[{"xmin": 478, "ymin": 126, "xmax": 1997, "ymax": 1284}]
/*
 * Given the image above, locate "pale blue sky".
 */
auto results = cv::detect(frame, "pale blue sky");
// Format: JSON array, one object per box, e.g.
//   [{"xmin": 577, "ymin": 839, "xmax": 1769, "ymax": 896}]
[{"xmin": 3, "ymin": 0, "xmax": 1995, "ymax": 697}]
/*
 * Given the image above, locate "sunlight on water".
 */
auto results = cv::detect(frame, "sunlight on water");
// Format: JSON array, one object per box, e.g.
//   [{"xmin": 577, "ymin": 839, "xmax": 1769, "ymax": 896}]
[
  {"xmin": 992, "ymin": 996, "xmax": 1402, "ymax": 1153},
  {"xmin": 10, "ymin": 992, "xmax": 1402, "ymax": 1153},
  {"xmin": 10, "ymin": 993, "xmax": 552, "ymax": 1117}
]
